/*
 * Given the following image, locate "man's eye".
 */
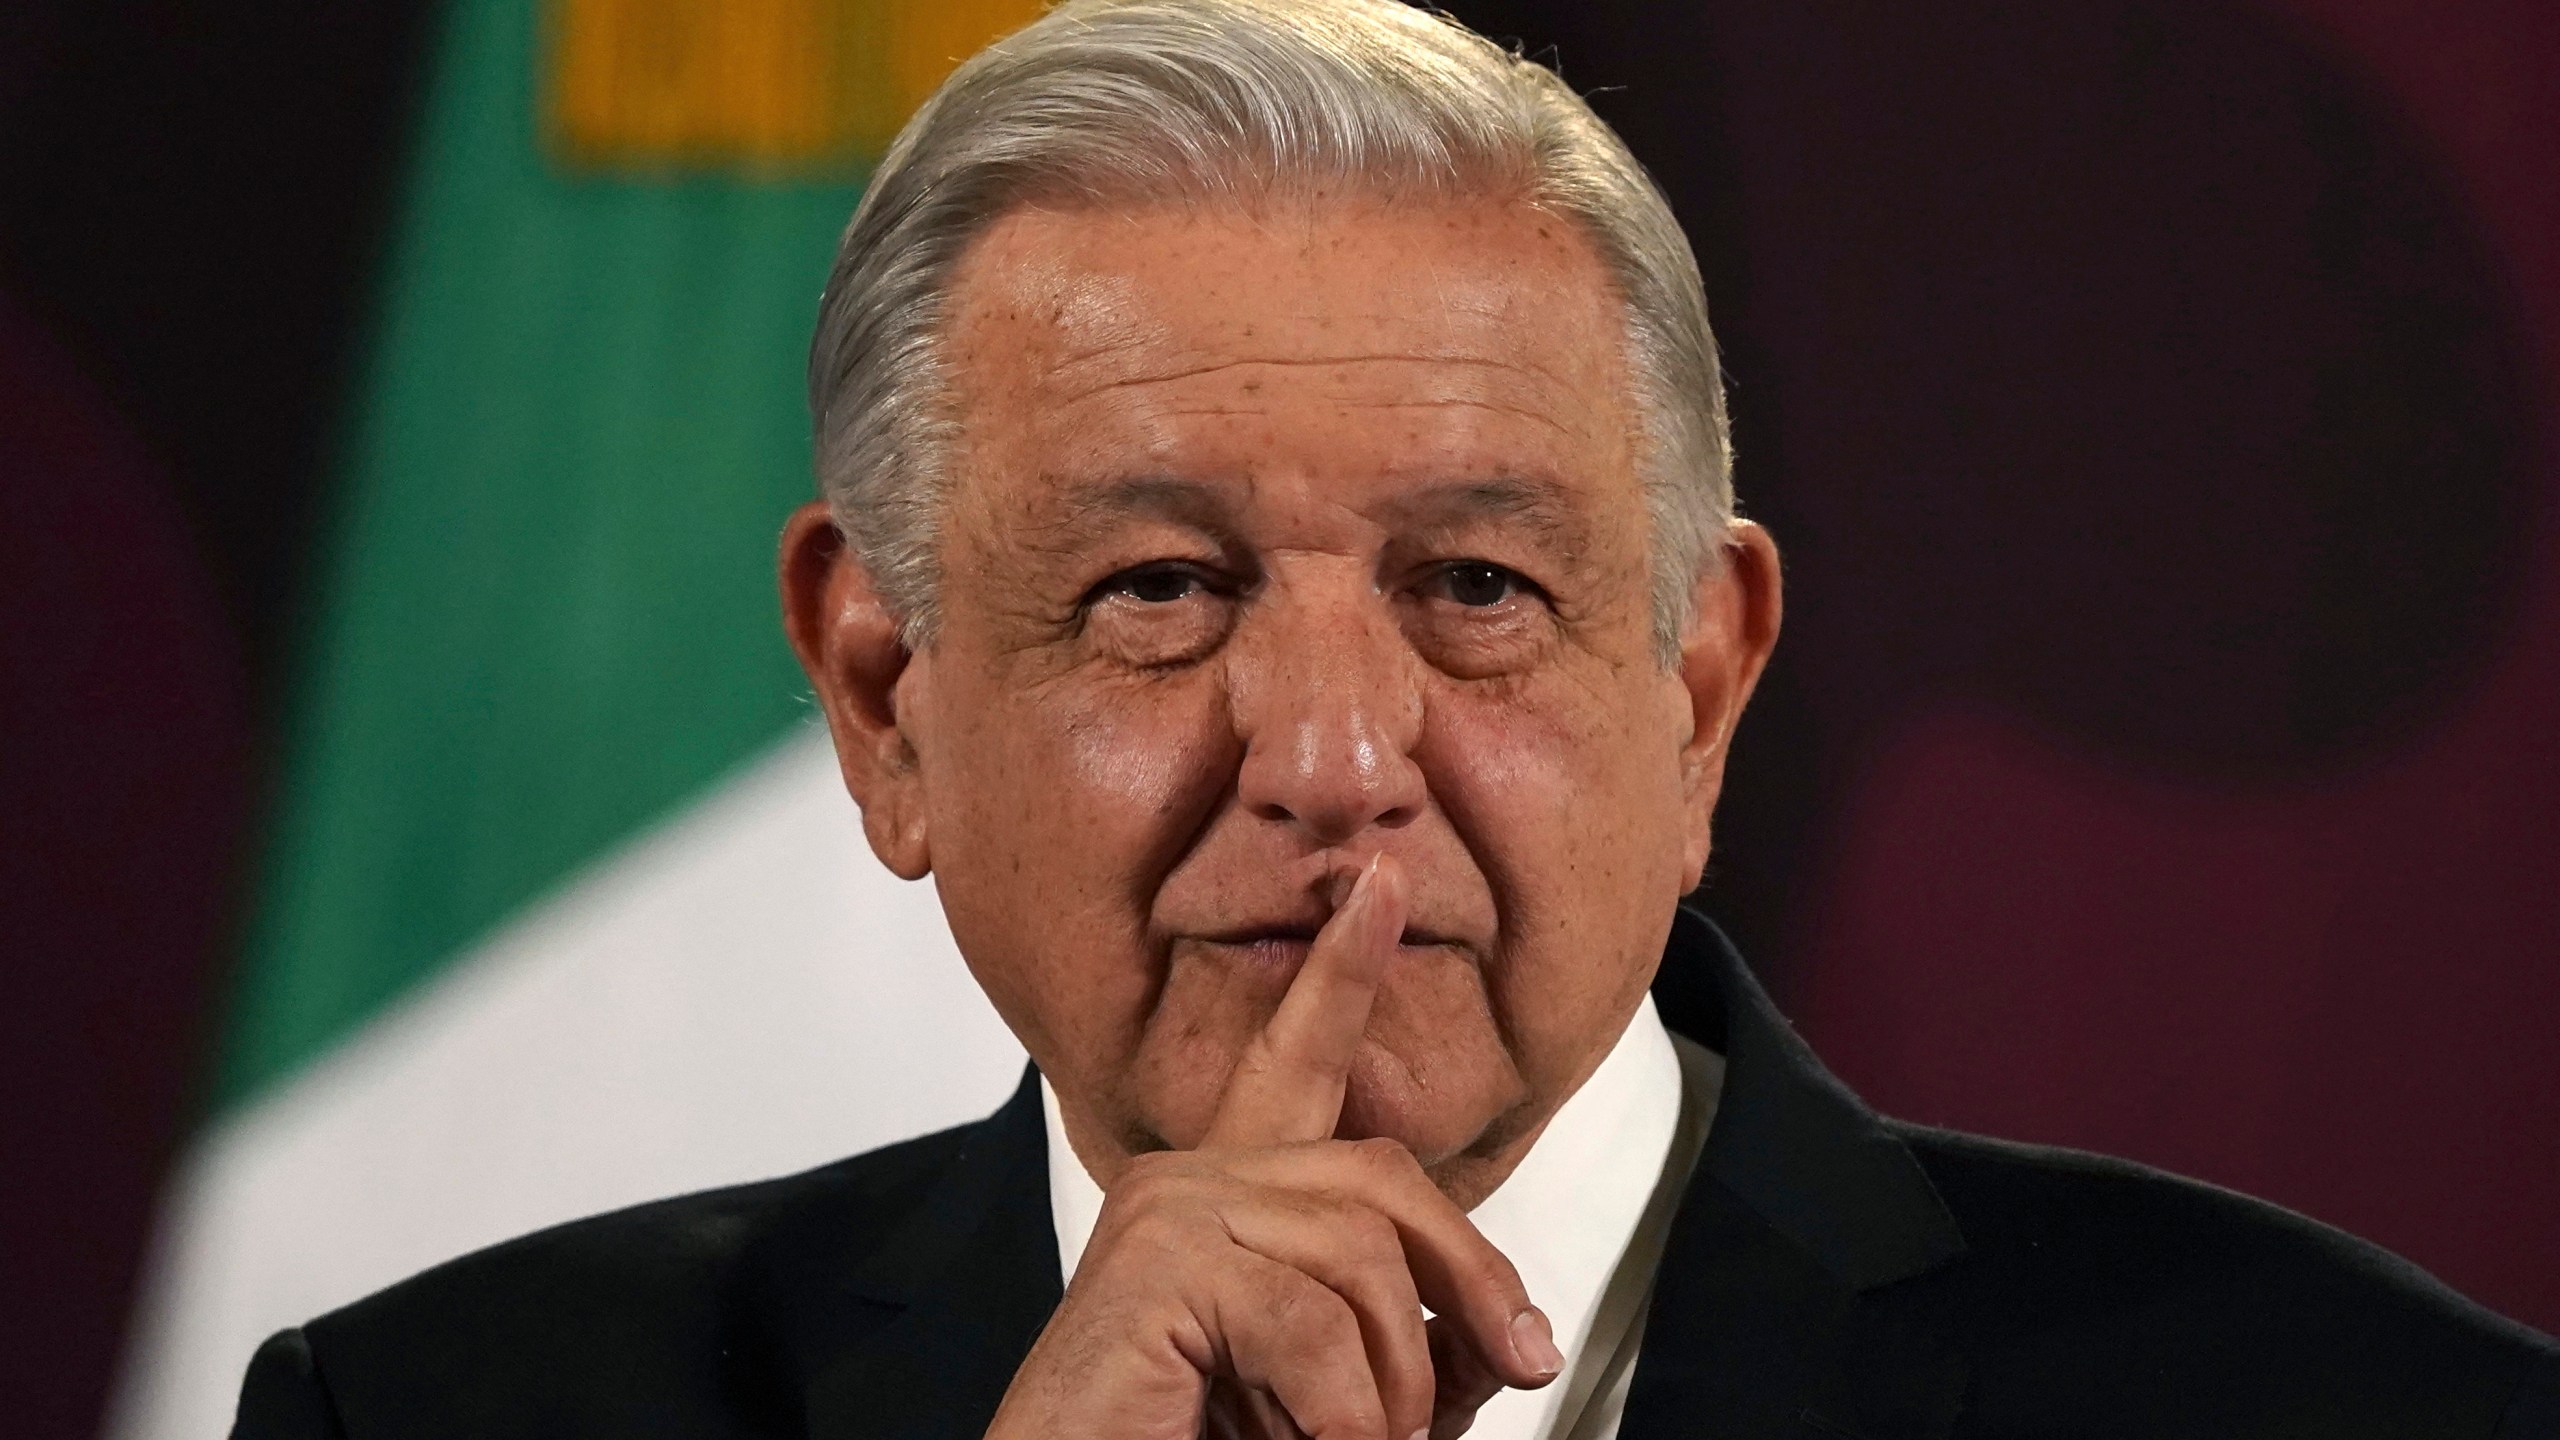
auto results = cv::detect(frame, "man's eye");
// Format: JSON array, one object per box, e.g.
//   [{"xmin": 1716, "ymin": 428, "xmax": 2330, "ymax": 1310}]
[
  {"xmin": 1433, "ymin": 561, "xmax": 1527, "ymax": 608},
  {"xmin": 1099, "ymin": 565, "xmax": 1207, "ymax": 604},
  {"xmin": 1081, "ymin": 563, "xmax": 1235, "ymax": 668}
]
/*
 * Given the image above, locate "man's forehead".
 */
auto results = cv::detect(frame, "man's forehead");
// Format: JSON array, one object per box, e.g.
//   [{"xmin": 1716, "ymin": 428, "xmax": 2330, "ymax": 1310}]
[{"xmin": 943, "ymin": 197, "xmax": 1632, "ymax": 397}]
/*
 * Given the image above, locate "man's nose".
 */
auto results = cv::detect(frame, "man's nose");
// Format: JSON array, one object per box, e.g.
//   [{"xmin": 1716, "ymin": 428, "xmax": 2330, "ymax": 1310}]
[{"xmin": 1230, "ymin": 589, "xmax": 1427, "ymax": 847}]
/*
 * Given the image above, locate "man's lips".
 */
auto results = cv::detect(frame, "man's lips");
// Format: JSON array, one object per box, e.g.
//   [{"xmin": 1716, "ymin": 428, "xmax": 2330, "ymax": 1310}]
[{"xmin": 1182, "ymin": 923, "xmax": 1472, "ymax": 954}]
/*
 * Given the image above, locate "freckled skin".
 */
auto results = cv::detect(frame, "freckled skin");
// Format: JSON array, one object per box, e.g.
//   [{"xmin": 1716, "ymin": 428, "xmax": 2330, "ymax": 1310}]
[{"xmin": 785, "ymin": 195, "xmax": 1781, "ymax": 1211}]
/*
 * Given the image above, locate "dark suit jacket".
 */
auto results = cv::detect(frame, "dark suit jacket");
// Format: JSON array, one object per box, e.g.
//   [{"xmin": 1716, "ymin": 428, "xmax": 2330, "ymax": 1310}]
[{"xmin": 236, "ymin": 908, "xmax": 2560, "ymax": 1438}]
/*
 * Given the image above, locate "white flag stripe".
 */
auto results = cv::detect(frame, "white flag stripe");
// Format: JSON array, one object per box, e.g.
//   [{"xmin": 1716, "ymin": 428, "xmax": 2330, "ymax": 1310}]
[{"xmin": 111, "ymin": 724, "xmax": 1027, "ymax": 1440}]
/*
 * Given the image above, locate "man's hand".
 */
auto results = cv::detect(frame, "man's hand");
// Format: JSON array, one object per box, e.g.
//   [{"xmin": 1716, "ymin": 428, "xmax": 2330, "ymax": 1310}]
[{"xmin": 986, "ymin": 855, "xmax": 1564, "ymax": 1440}]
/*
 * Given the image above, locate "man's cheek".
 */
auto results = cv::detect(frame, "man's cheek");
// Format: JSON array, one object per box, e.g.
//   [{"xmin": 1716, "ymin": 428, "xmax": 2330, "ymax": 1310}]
[
  {"xmin": 1062, "ymin": 694, "xmax": 1224, "ymax": 818},
  {"xmin": 1426, "ymin": 686, "xmax": 1682, "ymax": 931},
  {"xmin": 1127, "ymin": 956, "xmax": 1288, "ymax": 1147},
  {"xmin": 1423, "ymin": 689, "xmax": 1597, "ymax": 837},
  {"xmin": 1050, "ymin": 681, "xmax": 1238, "ymax": 877}
]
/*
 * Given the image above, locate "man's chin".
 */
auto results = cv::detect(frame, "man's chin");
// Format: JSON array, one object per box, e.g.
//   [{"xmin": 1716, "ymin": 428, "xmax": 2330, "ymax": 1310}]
[
  {"xmin": 1328, "ymin": 1041, "xmax": 1529, "ymax": 1172},
  {"xmin": 1119, "ymin": 1032, "xmax": 1524, "ymax": 1167}
]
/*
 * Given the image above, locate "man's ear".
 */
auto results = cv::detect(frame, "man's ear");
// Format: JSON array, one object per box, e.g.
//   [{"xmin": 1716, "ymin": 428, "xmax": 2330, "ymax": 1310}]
[
  {"xmin": 780, "ymin": 500, "xmax": 933, "ymax": 880},
  {"xmin": 1676, "ymin": 520, "xmax": 1783, "ymax": 887}
]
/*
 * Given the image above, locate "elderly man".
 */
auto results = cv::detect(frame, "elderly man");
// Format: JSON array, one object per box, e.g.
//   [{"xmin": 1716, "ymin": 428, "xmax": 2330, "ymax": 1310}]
[{"xmin": 233, "ymin": 1, "xmax": 2558, "ymax": 1437}]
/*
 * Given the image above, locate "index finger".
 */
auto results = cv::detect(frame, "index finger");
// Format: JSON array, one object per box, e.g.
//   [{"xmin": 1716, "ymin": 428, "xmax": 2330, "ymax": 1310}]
[{"xmin": 1204, "ymin": 852, "xmax": 1408, "ymax": 1147}]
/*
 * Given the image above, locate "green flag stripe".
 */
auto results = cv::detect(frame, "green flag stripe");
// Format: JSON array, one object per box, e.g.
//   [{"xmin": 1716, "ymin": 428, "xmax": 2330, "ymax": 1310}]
[{"xmin": 220, "ymin": 0, "xmax": 861, "ymax": 1110}]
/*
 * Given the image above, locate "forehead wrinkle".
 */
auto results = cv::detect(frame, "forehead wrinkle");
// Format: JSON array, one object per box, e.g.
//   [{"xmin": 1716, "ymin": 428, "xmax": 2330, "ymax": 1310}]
[
  {"xmin": 1330, "ymin": 395, "xmax": 1583, "ymax": 442},
  {"xmin": 1049, "ymin": 350, "xmax": 1573, "ymax": 402},
  {"xmin": 1148, "ymin": 395, "xmax": 1578, "ymax": 434}
]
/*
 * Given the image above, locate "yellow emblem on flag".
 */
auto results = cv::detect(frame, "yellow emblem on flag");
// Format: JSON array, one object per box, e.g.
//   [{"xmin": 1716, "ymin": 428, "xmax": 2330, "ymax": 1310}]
[{"xmin": 547, "ymin": 0, "xmax": 1048, "ymax": 170}]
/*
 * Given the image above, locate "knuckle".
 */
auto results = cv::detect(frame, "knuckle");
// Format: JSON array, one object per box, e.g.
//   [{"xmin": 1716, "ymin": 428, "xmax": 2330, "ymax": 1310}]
[
  {"xmin": 1339, "ymin": 1203, "xmax": 1403, "ymax": 1265},
  {"xmin": 1272, "ymin": 1277, "xmax": 1360, "ymax": 1347},
  {"xmin": 1110, "ymin": 1154, "xmax": 1209, "ymax": 1214},
  {"xmin": 1477, "ymin": 1257, "xmax": 1531, "ymax": 1310},
  {"xmin": 1085, "ymin": 1185, "xmax": 1236, "ymax": 1285},
  {"xmin": 1073, "ymin": 1222, "xmax": 1181, "ymax": 1296},
  {"xmin": 1294, "ymin": 1393, "xmax": 1390, "ymax": 1440},
  {"xmin": 1347, "ymin": 1136, "xmax": 1426, "ymax": 1190},
  {"xmin": 1336, "ymin": 1411, "xmax": 1393, "ymax": 1440},
  {"xmin": 1350, "ymin": 1136, "xmax": 1412, "ymax": 1173},
  {"xmin": 1116, "ymin": 1149, "xmax": 1183, "ymax": 1189}
]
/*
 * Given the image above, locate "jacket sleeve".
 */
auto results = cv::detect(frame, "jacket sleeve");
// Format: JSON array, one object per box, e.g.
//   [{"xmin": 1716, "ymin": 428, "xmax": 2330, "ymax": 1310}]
[{"xmin": 231, "ymin": 1328, "xmax": 350, "ymax": 1440}]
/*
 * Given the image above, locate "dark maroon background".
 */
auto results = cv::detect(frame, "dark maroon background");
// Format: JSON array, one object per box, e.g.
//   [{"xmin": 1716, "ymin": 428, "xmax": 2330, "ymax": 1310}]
[
  {"xmin": 3, "ymin": 1, "xmax": 2554, "ymax": 1436},
  {"xmin": 1451, "ymin": 0, "xmax": 2560, "ymax": 1338}
]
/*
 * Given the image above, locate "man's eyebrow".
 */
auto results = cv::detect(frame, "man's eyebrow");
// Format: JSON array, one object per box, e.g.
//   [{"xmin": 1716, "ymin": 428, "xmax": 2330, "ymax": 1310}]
[
  {"xmin": 1030, "ymin": 474, "xmax": 1240, "ymax": 546},
  {"xmin": 1375, "ymin": 475, "xmax": 1594, "ymax": 552},
  {"xmin": 1022, "ymin": 472, "xmax": 1593, "ymax": 553}
]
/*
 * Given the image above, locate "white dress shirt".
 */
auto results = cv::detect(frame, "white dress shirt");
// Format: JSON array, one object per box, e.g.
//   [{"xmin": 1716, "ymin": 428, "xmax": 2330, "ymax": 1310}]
[{"xmin": 1043, "ymin": 994, "xmax": 1708, "ymax": 1440}]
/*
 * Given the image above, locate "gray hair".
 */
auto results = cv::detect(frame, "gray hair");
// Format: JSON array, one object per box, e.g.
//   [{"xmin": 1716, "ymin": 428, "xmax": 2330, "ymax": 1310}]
[{"xmin": 807, "ymin": 0, "xmax": 1733, "ymax": 660}]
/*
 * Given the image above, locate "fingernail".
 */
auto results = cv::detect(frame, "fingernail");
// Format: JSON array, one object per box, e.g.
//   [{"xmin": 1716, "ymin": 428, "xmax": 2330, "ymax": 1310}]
[
  {"xmin": 1510, "ymin": 1307, "xmax": 1564, "ymax": 1379},
  {"xmin": 1343, "ymin": 854, "xmax": 1383, "ymax": 936},
  {"xmin": 1407, "ymin": 1431, "xmax": 1429, "ymax": 1440},
  {"xmin": 1350, "ymin": 852, "xmax": 1382, "ymax": 905}
]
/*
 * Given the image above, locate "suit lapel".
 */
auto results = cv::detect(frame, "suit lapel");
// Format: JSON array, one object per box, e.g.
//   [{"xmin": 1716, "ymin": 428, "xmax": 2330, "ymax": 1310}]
[
  {"xmin": 800, "ymin": 1069, "xmax": 1062, "ymax": 1440},
  {"xmin": 1621, "ymin": 910, "xmax": 1970, "ymax": 1439}
]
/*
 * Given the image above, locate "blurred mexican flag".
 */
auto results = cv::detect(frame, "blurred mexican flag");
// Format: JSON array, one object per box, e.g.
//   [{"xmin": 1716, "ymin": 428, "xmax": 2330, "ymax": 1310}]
[{"xmin": 109, "ymin": 4, "xmax": 1038, "ymax": 1434}]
